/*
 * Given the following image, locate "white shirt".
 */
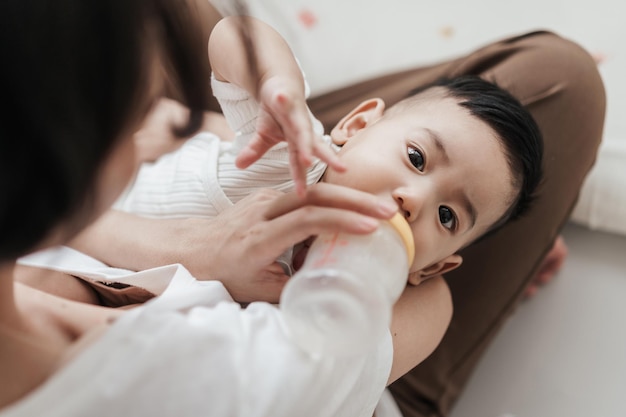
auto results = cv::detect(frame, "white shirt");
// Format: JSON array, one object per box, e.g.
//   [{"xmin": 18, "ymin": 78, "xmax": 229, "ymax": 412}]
[
  {"xmin": 114, "ymin": 75, "xmax": 331, "ymax": 219},
  {"xmin": 114, "ymin": 74, "xmax": 334, "ymax": 273},
  {"xmin": 6, "ymin": 247, "xmax": 393, "ymax": 417}
]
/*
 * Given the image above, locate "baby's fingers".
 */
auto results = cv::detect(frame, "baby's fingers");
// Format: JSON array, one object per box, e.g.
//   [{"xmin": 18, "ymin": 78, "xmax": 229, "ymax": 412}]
[
  {"xmin": 289, "ymin": 145, "xmax": 308, "ymax": 197},
  {"xmin": 313, "ymin": 140, "xmax": 346, "ymax": 173},
  {"xmin": 273, "ymin": 92, "xmax": 314, "ymax": 167},
  {"xmin": 235, "ymin": 133, "xmax": 279, "ymax": 169}
]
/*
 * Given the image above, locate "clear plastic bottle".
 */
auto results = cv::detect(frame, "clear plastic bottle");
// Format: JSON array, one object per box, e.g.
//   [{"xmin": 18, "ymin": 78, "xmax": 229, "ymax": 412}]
[{"xmin": 280, "ymin": 212, "xmax": 415, "ymax": 356}]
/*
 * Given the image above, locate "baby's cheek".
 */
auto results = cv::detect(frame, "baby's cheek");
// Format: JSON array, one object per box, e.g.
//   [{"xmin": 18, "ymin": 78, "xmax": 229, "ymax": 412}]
[{"xmin": 325, "ymin": 156, "xmax": 391, "ymax": 194}]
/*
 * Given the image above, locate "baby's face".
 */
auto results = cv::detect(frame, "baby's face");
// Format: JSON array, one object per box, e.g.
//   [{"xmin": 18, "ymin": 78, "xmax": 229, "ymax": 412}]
[{"xmin": 324, "ymin": 95, "xmax": 516, "ymax": 280}]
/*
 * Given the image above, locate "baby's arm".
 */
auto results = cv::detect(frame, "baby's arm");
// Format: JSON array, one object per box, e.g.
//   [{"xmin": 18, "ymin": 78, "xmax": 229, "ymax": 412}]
[{"xmin": 208, "ymin": 16, "xmax": 345, "ymax": 195}]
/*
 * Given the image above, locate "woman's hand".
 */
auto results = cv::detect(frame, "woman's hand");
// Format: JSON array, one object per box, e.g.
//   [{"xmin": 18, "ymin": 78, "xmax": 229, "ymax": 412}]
[
  {"xmin": 175, "ymin": 184, "xmax": 397, "ymax": 303},
  {"xmin": 71, "ymin": 183, "xmax": 397, "ymax": 303}
]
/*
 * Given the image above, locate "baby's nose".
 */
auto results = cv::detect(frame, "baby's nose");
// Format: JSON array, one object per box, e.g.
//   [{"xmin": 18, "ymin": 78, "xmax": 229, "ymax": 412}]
[
  {"xmin": 394, "ymin": 193, "xmax": 422, "ymax": 223},
  {"xmin": 395, "ymin": 196, "xmax": 411, "ymax": 220}
]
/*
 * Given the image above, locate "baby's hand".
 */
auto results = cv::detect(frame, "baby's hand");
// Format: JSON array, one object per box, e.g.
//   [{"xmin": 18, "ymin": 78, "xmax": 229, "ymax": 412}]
[{"xmin": 235, "ymin": 76, "xmax": 346, "ymax": 196}]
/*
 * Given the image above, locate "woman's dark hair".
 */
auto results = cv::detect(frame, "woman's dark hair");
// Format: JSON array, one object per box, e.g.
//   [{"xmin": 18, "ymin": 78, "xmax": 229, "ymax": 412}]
[
  {"xmin": 408, "ymin": 75, "xmax": 544, "ymax": 236},
  {"xmin": 0, "ymin": 0, "xmax": 211, "ymax": 260}
]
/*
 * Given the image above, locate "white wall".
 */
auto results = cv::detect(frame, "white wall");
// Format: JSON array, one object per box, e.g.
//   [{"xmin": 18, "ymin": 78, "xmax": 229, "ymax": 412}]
[{"xmin": 219, "ymin": 0, "xmax": 624, "ymax": 143}]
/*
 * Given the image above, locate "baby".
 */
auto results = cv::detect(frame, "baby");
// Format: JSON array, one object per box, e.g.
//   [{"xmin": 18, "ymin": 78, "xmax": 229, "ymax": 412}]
[{"xmin": 116, "ymin": 16, "xmax": 543, "ymax": 286}]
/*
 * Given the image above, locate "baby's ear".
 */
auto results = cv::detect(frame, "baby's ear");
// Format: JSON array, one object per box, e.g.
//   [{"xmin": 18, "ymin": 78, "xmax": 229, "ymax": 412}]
[
  {"xmin": 407, "ymin": 254, "xmax": 463, "ymax": 285},
  {"xmin": 330, "ymin": 98, "xmax": 385, "ymax": 145}
]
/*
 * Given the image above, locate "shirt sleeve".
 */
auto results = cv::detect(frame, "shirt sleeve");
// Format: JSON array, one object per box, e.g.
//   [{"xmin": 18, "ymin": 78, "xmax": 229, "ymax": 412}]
[
  {"xmin": 2, "ymin": 266, "xmax": 392, "ymax": 417},
  {"xmin": 113, "ymin": 290, "xmax": 392, "ymax": 417}
]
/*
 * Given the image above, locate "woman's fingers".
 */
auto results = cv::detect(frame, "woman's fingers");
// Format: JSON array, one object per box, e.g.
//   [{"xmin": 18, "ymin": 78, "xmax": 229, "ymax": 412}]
[
  {"xmin": 255, "ymin": 207, "xmax": 380, "ymax": 258},
  {"xmin": 250, "ymin": 184, "xmax": 399, "ymax": 266},
  {"xmin": 179, "ymin": 185, "xmax": 397, "ymax": 304},
  {"xmin": 265, "ymin": 183, "xmax": 397, "ymax": 220},
  {"xmin": 313, "ymin": 140, "xmax": 346, "ymax": 173}
]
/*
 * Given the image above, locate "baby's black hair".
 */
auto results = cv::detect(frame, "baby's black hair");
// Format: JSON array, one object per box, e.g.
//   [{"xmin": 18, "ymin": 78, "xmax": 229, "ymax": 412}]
[{"xmin": 407, "ymin": 76, "xmax": 544, "ymax": 236}]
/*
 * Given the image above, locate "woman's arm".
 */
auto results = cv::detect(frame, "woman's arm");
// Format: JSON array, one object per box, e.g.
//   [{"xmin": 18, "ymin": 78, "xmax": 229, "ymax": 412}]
[
  {"xmin": 69, "ymin": 190, "xmax": 453, "ymax": 381},
  {"xmin": 70, "ymin": 183, "xmax": 397, "ymax": 303}
]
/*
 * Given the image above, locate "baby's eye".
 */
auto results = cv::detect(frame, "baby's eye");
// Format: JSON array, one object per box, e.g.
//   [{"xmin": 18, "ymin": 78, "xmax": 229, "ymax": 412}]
[
  {"xmin": 439, "ymin": 206, "xmax": 456, "ymax": 230},
  {"xmin": 408, "ymin": 146, "xmax": 425, "ymax": 171}
]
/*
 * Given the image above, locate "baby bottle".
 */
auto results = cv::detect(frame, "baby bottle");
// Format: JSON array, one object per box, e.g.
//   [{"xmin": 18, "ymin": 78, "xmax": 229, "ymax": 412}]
[{"xmin": 280, "ymin": 212, "xmax": 415, "ymax": 356}]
